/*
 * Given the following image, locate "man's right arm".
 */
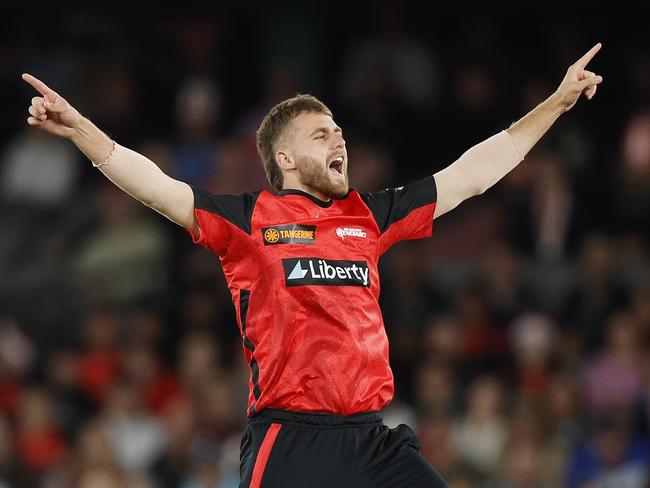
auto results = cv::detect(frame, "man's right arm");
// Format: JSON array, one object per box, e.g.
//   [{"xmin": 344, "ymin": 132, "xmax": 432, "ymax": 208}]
[
  {"xmin": 22, "ymin": 73, "xmax": 198, "ymax": 236},
  {"xmin": 72, "ymin": 117, "xmax": 197, "ymax": 233}
]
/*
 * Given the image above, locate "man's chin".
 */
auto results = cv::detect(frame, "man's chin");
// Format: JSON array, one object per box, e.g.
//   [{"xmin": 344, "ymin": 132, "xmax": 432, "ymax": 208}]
[
  {"xmin": 324, "ymin": 180, "xmax": 349, "ymax": 198},
  {"xmin": 299, "ymin": 167, "xmax": 348, "ymax": 199}
]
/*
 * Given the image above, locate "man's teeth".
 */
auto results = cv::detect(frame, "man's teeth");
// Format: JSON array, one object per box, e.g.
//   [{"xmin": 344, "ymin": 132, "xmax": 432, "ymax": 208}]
[{"xmin": 328, "ymin": 156, "xmax": 344, "ymax": 175}]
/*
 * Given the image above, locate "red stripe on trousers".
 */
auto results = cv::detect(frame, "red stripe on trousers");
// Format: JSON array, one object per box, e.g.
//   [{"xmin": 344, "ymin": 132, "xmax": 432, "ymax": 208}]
[{"xmin": 250, "ymin": 422, "xmax": 282, "ymax": 488}]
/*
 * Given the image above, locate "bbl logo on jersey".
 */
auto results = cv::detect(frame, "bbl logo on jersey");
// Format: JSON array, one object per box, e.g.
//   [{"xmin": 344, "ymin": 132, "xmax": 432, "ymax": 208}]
[
  {"xmin": 262, "ymin": 224, "xmax": 316, "ymax": 245},
  {"xmin": 283, "ymin": 258, "xmax": 370, "ymax": 287}
]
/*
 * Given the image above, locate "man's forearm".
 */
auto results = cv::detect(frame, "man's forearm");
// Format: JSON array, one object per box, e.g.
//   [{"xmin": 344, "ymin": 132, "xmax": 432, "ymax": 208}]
[
  {"xmin": 433, "ymin": 131, "xmax": 523, "ymax": 218},
  {"xmin": 433, "ymin": 92, "xmax": 569, "ymax": 219},
  {"xmin": 71, "ymin": 116, "xmax": 163, "ymax": 208},
  {"xmin": 70, "ymin": 116, "xmax": 195, "ymax": 229},
  {"xmin": 69, "ymin": 116, "xmax": 115, "ymax": 165},
  {"xmin": 505, "ymin": 91, "xmax": 565, "ymax": 157}
]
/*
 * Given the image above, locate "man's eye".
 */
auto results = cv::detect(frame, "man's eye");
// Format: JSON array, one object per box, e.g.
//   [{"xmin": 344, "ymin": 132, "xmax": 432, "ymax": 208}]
[{"xmin": 315, "ymin": 134, "xmax": 325, "ymax": 139}]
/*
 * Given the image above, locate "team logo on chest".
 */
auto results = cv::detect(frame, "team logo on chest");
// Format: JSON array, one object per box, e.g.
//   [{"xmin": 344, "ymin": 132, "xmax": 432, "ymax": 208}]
[
  {"xmin": 262, "ymin": 224, "xmax": 316, "ymax": 245},
  {"xmin": 335, "ymin": 227, "xmax": 367, "ymax": 240}
]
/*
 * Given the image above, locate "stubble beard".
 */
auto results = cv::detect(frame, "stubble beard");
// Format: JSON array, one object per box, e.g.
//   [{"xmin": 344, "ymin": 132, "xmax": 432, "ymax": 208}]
[{"xmin": 296, "ymin": 154, "xmax": 349, "ymax": 199}]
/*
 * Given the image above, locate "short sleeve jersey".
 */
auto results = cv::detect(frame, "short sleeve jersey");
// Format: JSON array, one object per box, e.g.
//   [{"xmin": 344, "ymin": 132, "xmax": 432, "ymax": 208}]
[{"xmin": 189, "ymin": 177, "xmax": 437, "ymax": 416}]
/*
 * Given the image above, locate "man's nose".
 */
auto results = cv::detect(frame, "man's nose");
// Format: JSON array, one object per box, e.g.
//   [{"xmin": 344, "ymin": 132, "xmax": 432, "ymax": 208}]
[{"xmin": 333, "ymin": 134, "xmax": 346, "ymax": 149}]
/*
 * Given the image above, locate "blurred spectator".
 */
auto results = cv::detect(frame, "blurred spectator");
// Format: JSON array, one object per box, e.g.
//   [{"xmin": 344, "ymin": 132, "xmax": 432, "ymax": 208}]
[
  {"xmin": 180, "ymin": 435, "xmax": 223, "ymax": 488},
  {"xmin": 207, "ymin": 136, "xmax": 257, "ymax": 195},
  {"xmin": 490, "ymin": 438, "xmax": 545, "ymax": 488},
  {"xmin": 416, "ymin": 416, "xmax": 459, "ymax": 481},
  {"xmin": 454, "ymin": 287, "xmax": 509, "ymax": 379},
  {"xmin": 477, "ymin": 242, "xmax": 529, "ymax": 325},
  {"xmin": 77, "ymin": 309, "xmax": 123, "ymax": 406},
  {"xmin": 414, "ymin": 359, "xmax": 458, "ymax": 419},
  {"xmin": 171, "ymin": 77, "xmax": 222, "ymax": 188},
  {"xmin": 14, "ymin": 387, "xmax": 66, "ymax": 472},
  {"xmin": 72, "ymin": 185, "xmax": 170, "ymax": 305},
  {"xmin": 530, "ymin": 154, "xmax": 574, "ymax": 261},
  {"xmin": 72, "ymin": 419, "xmax": 125, "ymax": 488},
  {"xmin": 543, "ymin": 374, "xmax": 584, "ymax": 486},
  {"xmin": 151, "ymin": 398, "xmax": 197, "ymax": 488},
  {"xmin": 0, "ymin": 129, "xmax": 80, "ymax": 208},
  {"xmin": 101, "ymin": 379, "xmax": 165, "ymax": 476},
  {"xmin": 563, "ymin": 234, "xmax": 628, "ymax": 351},
  {"xmin": 612, "ymin": 110, "xmax": 650, "ymax": 233},
  {"xmin": 46, "ymin": 349, "xmax": 96, "ymax": 442},
  {"xmin": 566, "ymin": 411, "xmax": 650, "ymax": 488},
  {"xmin": 582, "ymin": 310, "xmax": 644, "ymax": 413},
  {"xmin": 0, "ymin": 318, "xmax": 35, "ymax": 385},
  {"xmin": 508, "ymin": 313, "xmax": 558, "ymax": 399},
  {"xmin": 629, "ymin": 285, "xmax": 650, "ymax": 347},
  {"xmin": 451, "ymin": 375, "xmax": 508, "ymax": 477},
  {"xmin": 178, "ymin": 330, "xmax": 222, "ymax": 392},
  {"xmin": 122, "ymin": 343, "xmax": 186, "ymax": 416},
  {"xmin": 422, "ymin": 314, "xmax": 462, "ymax": 363}
]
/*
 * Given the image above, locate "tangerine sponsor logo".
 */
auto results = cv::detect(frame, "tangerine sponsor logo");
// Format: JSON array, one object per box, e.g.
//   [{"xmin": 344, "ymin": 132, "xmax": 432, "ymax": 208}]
[
  {"xmin": 262, "ymin": 224, "xmax": 316, "ymax": 245},
  {"xmin": 264, "ymin": 228, "xmax": 280, "ymax": 243}
]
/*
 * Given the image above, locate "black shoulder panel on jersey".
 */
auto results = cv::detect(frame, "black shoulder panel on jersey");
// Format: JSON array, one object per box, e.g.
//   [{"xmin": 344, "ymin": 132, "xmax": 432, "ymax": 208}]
[
  {"xmin": 192, "ymin": 186, "xmax": 261, "ymax": 235},
  {"xmin": 359, "ymin": 176, "xmax": 437, "ymax": 233}
]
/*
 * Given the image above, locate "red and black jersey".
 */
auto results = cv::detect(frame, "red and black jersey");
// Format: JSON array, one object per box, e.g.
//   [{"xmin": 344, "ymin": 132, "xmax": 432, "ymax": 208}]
[{"xmin": 189, "ymin": 176, "xmax": 437, "ymax": 416}]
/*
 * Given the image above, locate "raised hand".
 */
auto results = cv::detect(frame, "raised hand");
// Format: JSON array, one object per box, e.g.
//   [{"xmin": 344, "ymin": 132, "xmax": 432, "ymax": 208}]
[
  {"xmin": 554, "ymin": 43, "xmax": 604, "ymax": 113},
  {"xmin": 22, "ymin": 73, "xmax": 82, "ymax": 138}
]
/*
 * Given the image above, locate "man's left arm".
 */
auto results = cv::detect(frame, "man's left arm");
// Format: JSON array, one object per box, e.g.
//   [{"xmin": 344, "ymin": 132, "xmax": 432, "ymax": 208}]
[{"xmin": 434, "ymin": 42, "xmax": 603, "ymax": 218}]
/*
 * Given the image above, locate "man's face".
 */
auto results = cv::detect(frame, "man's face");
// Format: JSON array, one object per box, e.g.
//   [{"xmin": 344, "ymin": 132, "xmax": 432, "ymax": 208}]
[{"xmin": 282, "ymin": 111, "xmax": 348, "ymax": 198}]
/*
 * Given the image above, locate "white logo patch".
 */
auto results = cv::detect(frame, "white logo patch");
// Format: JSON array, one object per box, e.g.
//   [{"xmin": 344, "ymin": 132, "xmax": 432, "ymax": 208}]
[
  {"xmin": 283, "ymin": 258, "xmax": 370, "ymax": 287},
  {"xmin": 336, "ymin": 227, "xmax": 367, "ymax": 240}
]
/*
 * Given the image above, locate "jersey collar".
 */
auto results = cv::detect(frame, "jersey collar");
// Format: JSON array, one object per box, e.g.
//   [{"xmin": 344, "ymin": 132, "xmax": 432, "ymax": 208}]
[{"xmin": 276, "ymin": 188, "xmax": 353, "ymax": 208}]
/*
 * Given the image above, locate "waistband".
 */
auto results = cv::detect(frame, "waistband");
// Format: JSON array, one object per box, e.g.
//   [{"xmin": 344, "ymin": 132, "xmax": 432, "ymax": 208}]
[{"xmin": 249, "ymin": 408, "xmax": 383, "ymax": 427}]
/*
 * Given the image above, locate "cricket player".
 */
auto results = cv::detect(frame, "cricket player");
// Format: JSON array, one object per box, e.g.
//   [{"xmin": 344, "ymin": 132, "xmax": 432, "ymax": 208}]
[{"xmin": 22, "ymin": 42, "xmax": 603, "ymax": 487}]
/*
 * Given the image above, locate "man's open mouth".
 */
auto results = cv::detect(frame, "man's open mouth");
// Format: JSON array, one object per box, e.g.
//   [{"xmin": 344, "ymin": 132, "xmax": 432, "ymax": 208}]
[{"xmin": 328, "ymin": 156, "xmax": 344, "ymax": 176}]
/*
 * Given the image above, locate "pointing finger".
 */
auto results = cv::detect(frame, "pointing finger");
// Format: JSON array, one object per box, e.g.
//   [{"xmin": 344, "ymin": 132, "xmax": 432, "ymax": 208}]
[
  {"xmin": 22, "ymin": 73, "xmax": 58, "ymax": 100},
  {"xmin": 575, "ymin": 43, "xmax": 602, "ymax": 69}
]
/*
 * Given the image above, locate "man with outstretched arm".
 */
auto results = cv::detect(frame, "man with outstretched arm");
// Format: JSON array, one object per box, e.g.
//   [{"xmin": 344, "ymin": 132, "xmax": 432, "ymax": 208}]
[{"xmin": 22, "ymin": 42, "xmax": 602, "ymax": 488}]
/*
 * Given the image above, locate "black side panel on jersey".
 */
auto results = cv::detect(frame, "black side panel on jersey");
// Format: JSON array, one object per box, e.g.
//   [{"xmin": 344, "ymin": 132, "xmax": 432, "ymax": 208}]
[
  {"xmin": 240, "ymin": 289, "xmax": 262, "ymax": 416},
  {"xmin": 359, "ymin": 176, "xmax": 437, "ymax": 234},
  {"xmin": 192, "ymin": 186, "xmax": 261, "ymax": 235}
]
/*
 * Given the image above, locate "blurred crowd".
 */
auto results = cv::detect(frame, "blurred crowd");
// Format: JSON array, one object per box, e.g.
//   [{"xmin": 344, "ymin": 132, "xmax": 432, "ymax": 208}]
[{"xmin": 0, "ymin": 5, "xmax": 649, "ymax": 488}]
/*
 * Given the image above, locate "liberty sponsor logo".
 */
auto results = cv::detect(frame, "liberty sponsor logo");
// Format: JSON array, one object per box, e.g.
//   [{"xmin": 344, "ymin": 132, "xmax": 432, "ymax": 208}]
[
  {"xmin": 262, "ymin": 224, "xmax": 316, "ymax": 245},
  {"xmin": 335, "ymin": 227, "xmax": 367, "ymax": 240},
  {"xmin": 283, "ymin": 258, "xmax": 370, "ymax": 287}
]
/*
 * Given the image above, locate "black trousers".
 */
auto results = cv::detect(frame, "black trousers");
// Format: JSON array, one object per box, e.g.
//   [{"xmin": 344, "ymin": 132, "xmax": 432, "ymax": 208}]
[{"xmin": 239, "ymin": 408, "xmax": 448, "ymax": 488}]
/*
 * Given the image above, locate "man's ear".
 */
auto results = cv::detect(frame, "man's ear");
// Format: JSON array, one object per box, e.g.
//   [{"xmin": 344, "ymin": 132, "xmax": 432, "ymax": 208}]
[{"xmin": 276, "ymin": 150, "xmax": 296, "ymax": 171}]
